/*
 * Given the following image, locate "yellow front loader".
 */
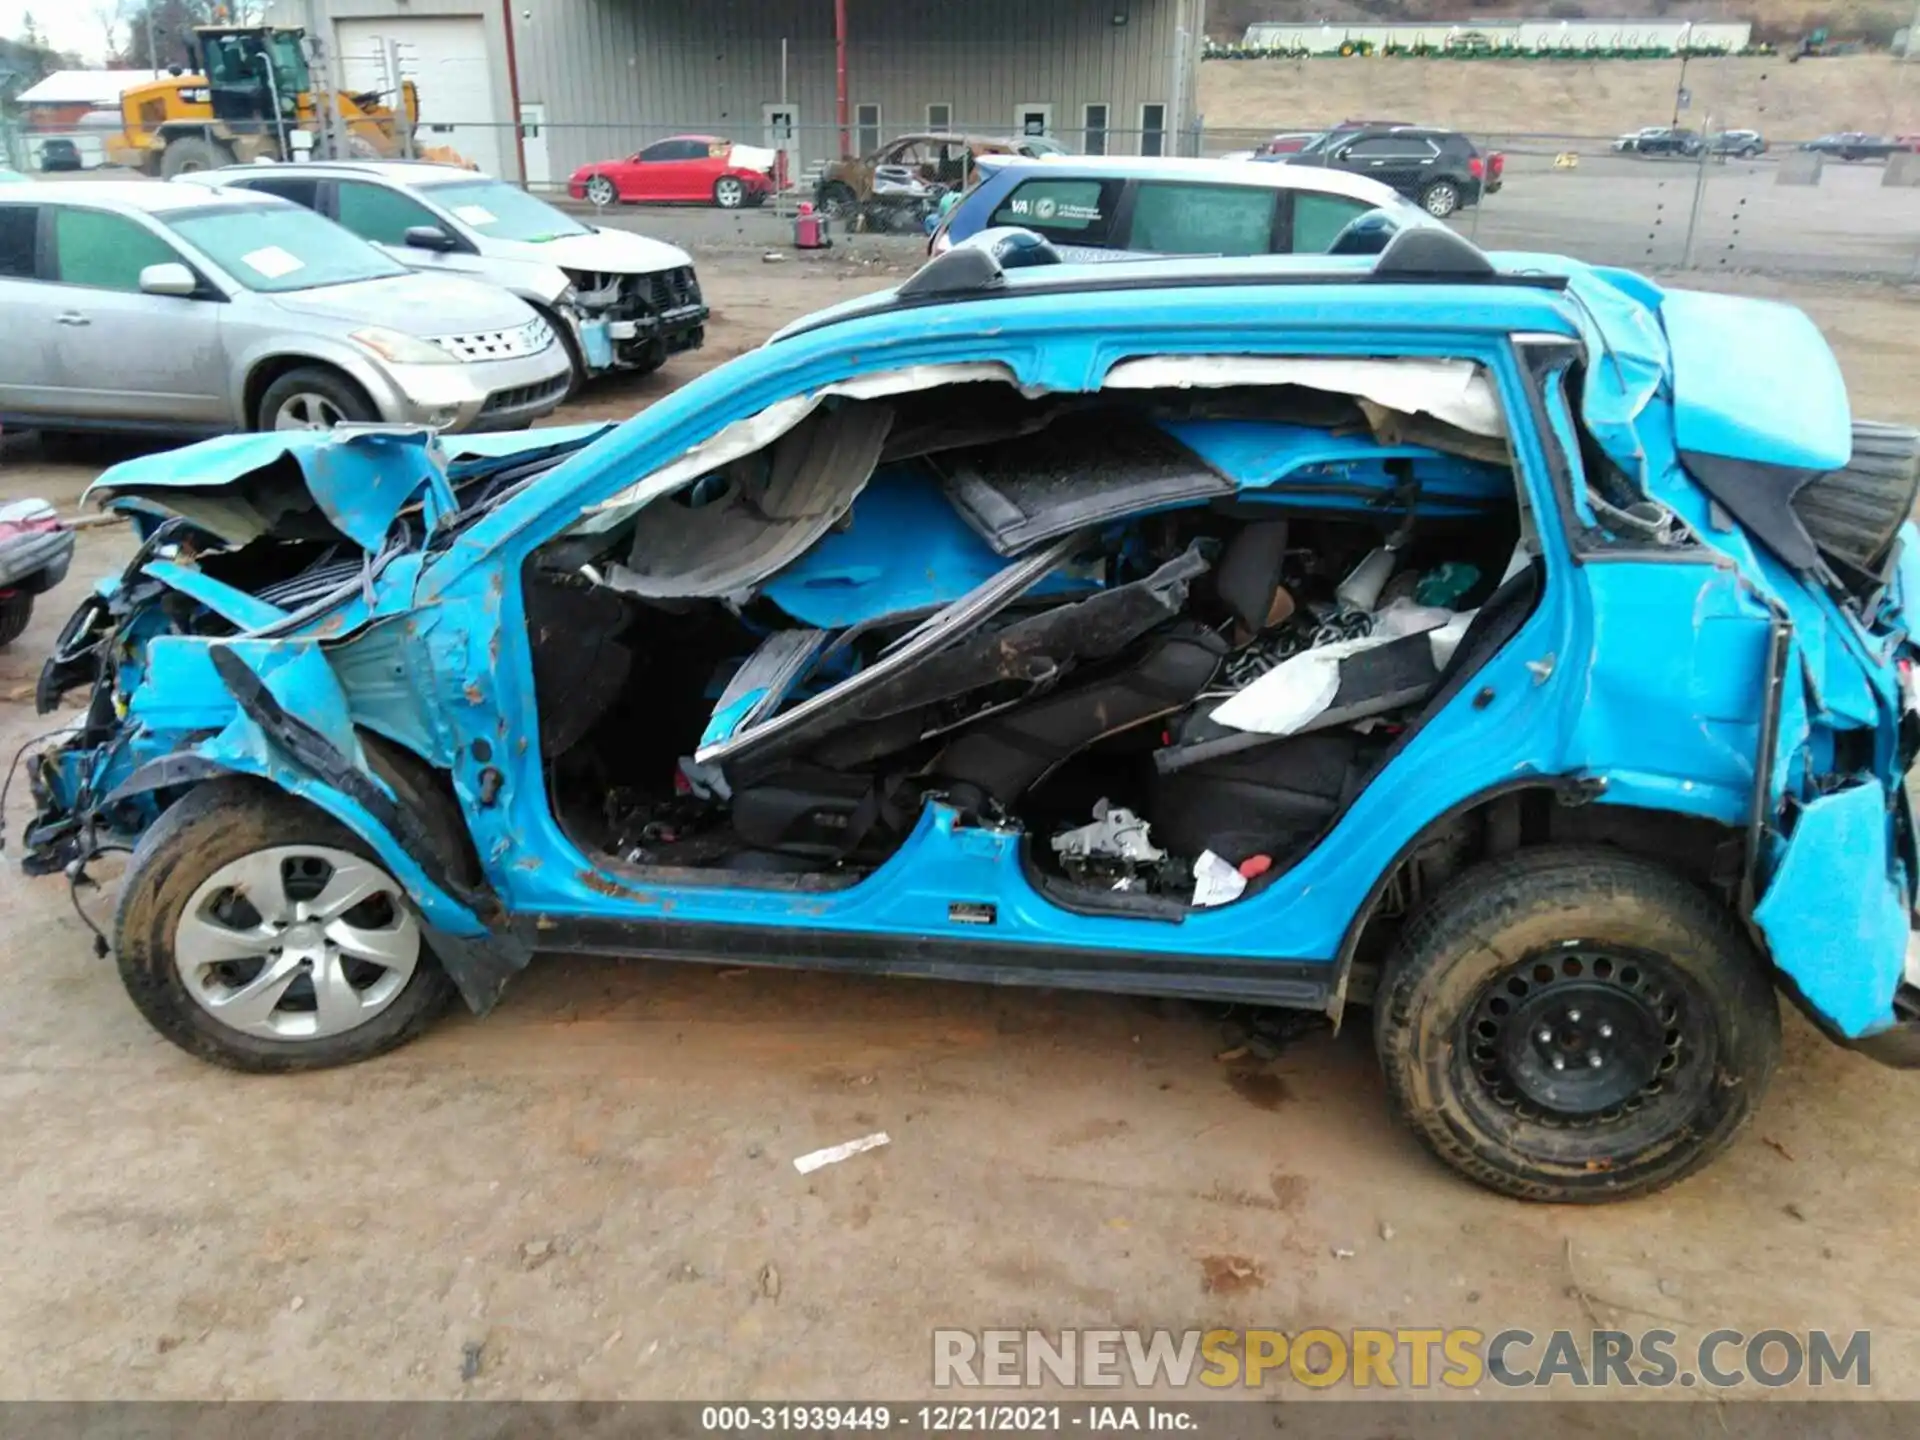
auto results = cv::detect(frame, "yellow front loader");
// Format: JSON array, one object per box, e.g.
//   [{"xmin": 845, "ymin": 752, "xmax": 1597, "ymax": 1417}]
[{"xmin": 106, "ymin": 25, "xmax": 472, "ymax": 178}]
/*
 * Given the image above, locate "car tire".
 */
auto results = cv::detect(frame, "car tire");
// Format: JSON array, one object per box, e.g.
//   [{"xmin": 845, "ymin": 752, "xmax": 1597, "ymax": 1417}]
[
  {"xmin": 584, "ymin": 174, "xmax": 618, "ymax": 206},
  {"xmin": 0, "ymin": 591, "xmax": 33, "ymax": 648},
  {"xmin": 113, "ymin": 778, "xmax": 456, "ymax": 1073},
  {"xmin": 1419, "ymin": 180, "xmax": 1461, "ymax": 218},
  {"xmin": 817, "ymin": 180, "xmax": 858, "ymax": 217},
  {"xmin": 713, "ymin": 176, "xmax": 747, "ymax": 209},
  {"xmin": 1792, "ymin": 419, "xmax": 1920, "ymax": 573},
  {"xmin": 255, "ymin": 366, "xmax": 378, "ymax": 432},
  {"xmin": 1373, "ymin": 846, "xmax": 1780, "ymax": 1203},
  {"xmin": 159, "ymin": 135, "xmax": 235, "ymax": 179}
]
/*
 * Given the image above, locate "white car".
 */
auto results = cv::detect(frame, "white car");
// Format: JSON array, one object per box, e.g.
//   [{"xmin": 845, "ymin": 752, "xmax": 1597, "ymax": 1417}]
[{"xmin": 177, "ymin": 162, "xmax": 707, "ymax": 389}]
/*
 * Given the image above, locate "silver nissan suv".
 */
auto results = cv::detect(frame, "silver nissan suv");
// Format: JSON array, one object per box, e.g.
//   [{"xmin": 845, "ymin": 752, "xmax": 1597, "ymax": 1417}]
[{"xmin": 0, "ymin": 182, "xmax": 573, "ymax": 435}]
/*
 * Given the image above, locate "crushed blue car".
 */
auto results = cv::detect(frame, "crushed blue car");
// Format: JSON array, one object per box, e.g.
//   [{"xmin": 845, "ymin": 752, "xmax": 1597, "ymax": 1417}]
[{"xmin": 22, "ymin": 228, "xmax": 1920, "ymax": 1202}]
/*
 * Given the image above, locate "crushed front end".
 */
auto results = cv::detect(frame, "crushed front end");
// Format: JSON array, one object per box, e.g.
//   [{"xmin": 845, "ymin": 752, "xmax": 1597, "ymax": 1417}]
[{"xmin": 561, "ymin": 265, "xmax": 708, "ymax": 373}]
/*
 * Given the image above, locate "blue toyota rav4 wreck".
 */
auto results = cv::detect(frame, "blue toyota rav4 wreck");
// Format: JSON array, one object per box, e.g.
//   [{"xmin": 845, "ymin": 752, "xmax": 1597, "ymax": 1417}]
[{"xmin": 22, "ymin": 229, "xmax": 1920, "ymax": 1202}]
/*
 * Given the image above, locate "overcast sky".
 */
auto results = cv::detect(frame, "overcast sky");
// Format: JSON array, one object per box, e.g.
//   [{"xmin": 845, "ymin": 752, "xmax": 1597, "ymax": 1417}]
[{"xmin": 3, "ymin": 1, "xmax": 121, "ymax": 66}]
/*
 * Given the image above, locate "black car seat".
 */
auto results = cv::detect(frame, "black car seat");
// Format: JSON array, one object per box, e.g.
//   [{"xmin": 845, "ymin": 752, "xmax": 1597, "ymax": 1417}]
[
  {"xmin": 935, "ymin": 625, "xmax": 1227, "ymax": 811},
  {"xmin": 1150, "ymin": 559, "xmax": 1543, "ymax": 865}
]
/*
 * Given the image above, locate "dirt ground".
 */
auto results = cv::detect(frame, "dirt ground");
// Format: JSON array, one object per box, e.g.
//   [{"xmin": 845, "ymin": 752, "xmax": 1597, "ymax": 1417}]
[
  {"xmin": 3, "ymin": 256, "xmax": 1919, "ymax": 1403},
  {"xmin": 1199, "ymin": 53, "xmax": 1920, "ymax": 138}
]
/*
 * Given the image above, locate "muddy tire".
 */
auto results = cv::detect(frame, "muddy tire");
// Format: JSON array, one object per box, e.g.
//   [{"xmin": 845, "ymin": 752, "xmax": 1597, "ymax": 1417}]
[
  {"xmin": 0, "ymin": 591, "xmax": 32, "ymax": 648},
  {"xmin": 159, "ymin": 135, "xmax": 234, "ymax": 179},
  {"xmin": 114, "ymin": 778, "xmax": 455, "ymax": 1073},
  {"xmin": 1374, "ymin": 847, "xmax": 1780, "ymax": 1203}
]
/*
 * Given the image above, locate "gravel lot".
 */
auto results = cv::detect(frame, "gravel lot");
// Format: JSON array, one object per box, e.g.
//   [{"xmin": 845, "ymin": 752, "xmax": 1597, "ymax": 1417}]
[{"xmin": 2, "ymin": 254, "xmax": 1918, "ymax": 1402}]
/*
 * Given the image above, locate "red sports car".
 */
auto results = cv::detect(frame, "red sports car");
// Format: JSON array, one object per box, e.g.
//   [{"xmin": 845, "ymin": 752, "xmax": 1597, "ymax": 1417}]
[{"xmin": 569, "ymin": 135, "xmax": 778, "ymax": 209}]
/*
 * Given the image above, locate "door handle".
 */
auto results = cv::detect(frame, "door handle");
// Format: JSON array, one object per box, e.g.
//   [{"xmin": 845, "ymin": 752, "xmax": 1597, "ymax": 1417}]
[{"xmin": 56, "ymin": 312, "xmax": 90, "ymax": 326}]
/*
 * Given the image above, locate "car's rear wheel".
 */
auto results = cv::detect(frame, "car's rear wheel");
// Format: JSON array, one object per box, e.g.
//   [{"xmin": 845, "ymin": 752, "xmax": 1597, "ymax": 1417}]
[
  {"xmin": 713, "ymin": 176, "xmax": 747, "ymax": 209},
  {"xmin": 114, "ymin": 779, "xmax": 455, "ymax": 1072},
  {"xmin": 817, "ymin": 180, "xmax": 858, "ymax": 217},
  {"xmin": 1374, "ymin": 847, "xmax": 1780, "ymax": 1203},
  {"xmin": 1420, "ymin": 180, "xmax": 1461, "ymax": 218},
  {"xmin": 584, "ymin": 174, "xmax": 618, "ymax": 206},
  {"xmin": 256, "ymin": 366, "xmax": 378, "ymax": 432},
  {"xmin": 0, "ymin": 591, "xmax": 32, "ymax": 648}
]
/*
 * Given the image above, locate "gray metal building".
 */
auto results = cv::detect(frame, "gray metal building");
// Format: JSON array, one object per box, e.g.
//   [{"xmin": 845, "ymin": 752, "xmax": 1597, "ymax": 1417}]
[{"xmin": 282, "ymin": 0, "xmax": 1207, "ymax": 186}]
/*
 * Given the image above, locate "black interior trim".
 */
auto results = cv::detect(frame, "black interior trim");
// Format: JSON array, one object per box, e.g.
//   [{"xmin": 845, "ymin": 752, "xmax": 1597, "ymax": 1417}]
[{"xmin": 513, "ymin": 913, "xmax": 1332, "ymax": 1009}]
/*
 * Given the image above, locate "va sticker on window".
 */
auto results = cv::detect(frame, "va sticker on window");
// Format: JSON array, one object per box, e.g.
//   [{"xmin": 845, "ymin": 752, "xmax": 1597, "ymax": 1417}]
[
  {"xmin": 452, "ymin": 205, "xmax": 497, "ymax": 226},
  {"xmin": 239, "ymin": 245, "xmax": 304, "ymax": 279}
]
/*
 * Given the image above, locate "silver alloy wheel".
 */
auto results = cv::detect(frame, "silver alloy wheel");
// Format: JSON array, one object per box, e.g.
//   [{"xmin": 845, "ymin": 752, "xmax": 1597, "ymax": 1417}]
[
  {"xmin": 272, "ymin": 393, "xmax": 346, "ymax": 431},
  {"xmin": 173, "ymin": 845, "xmax": 420, "ymax": 1041},
  {"xmin": 586, "ymin": 175, "xmax": 617, "ymax": 206},
  {"xmin": 1423, "ymin": 182, "xmax": 1460, "ymax": 218},
  {"xmin": 715, "ymin": 177, "xmax": 746, "ymax": 208}
]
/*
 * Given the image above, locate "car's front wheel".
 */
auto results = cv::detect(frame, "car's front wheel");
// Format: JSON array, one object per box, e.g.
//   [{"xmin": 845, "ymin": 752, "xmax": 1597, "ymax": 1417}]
[
  {"xmin": 1374, "ymin": 847, "xmax": 1780, "ymax": 1202},
  {"xmin": 256, "ymin": 366, "xmax": 378, "ymax": 432},
  {"xmin": 1420, "ymin": 179, "xmax": 1461, "ymax": 217},
  {"xmin": 584, "ymin": 174, "xmax": 618, "ymax": 206},
  {"xmin": 114, "ymin": 779, "xmax": 455, "ymax": 1072},
  {"xmin": 713, "ymin": 176, "xmax": 747, "ymax": 209}
]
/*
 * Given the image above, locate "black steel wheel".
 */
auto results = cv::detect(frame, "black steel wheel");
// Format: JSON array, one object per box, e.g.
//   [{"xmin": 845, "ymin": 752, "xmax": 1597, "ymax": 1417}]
[
  {"xmin": 1458, "ymin": 943, "xmax": 1712, "ymax": 1132},
  {"xmin": 1375, "ymin": 847, "xmax": 1780, "ymax": 1202}
]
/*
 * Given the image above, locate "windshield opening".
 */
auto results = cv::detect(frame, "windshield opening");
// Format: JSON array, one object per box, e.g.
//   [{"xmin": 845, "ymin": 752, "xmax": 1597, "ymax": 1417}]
[
  {"xmin": 170, "ymin": 204, "xmax": 409, "ymax": 292},
  {"xmin": 421, "ymin": 179, "xmax": 590, "ymax": 243}
]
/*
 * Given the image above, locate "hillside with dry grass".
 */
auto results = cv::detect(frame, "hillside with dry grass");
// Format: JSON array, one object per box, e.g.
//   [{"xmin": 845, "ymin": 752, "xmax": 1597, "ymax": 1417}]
[
  {"xmin": 1209, "ymin": 2, "xmax": 1914, "ymax": 47},
  {"xmin": 1198, "ymin": 53, "xmax": 1920, "ymax": 136}
]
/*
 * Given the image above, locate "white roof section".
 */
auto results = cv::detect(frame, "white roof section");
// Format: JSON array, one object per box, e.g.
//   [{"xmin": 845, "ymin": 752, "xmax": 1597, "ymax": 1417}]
[
  {"xmin": 975, "ymin": 154, "xmax": 1414, "ymax": 209},
  {"xmin": 16, "ymin": 69, "xmax": 159, "ymax": 106},
  {"xmin": 189, "ymin": 159, "xmax": 489, "ymax": 187},
  {"xmin": 1, "ymin": 180, "xmax": 287, "ymax": 213}
]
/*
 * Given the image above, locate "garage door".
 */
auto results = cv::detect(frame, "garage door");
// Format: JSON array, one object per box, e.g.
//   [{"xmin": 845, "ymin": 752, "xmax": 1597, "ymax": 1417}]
[{"xmin": 335, "ymin": 16, "xmax": 504, "ymax": 179}]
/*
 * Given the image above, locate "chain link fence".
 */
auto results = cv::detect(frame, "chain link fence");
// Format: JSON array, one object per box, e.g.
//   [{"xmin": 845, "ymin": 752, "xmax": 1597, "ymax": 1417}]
[{"xmin": 465, "ymin": 118, "xmax": 1920, "ymax": 282}]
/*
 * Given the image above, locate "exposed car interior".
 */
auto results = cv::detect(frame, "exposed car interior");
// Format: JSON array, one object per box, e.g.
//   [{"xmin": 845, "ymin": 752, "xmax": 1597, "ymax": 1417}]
[{"xmin": 525, "ymin": 367, "xmax": 1534, "ymax": 914}]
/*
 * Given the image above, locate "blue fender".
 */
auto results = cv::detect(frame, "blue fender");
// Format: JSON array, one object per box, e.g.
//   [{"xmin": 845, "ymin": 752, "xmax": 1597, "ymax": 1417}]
[{"xmin": 114, "ymin": 638, "xmax": 529, "ymax": 1011}]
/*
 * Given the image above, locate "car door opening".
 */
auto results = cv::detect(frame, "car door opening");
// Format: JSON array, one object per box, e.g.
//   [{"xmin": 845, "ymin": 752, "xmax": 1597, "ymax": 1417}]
[{"xmin": 528, "ymin": 368, "xmax": 1534, "ymax": 908}]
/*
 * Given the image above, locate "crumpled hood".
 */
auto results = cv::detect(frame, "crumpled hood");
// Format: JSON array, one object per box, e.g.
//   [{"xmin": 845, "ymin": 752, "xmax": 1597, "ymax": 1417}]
[
  {"xmin": 510, "ymin": 226, "xmax": 692, "ymax": 275},
  {"xmin": 86, "ymin": 423, "xmax": 613, "ymax": 551},
  {"xmin": 269, "ymin": 272, "xmax": 534, "ymax": 333}
]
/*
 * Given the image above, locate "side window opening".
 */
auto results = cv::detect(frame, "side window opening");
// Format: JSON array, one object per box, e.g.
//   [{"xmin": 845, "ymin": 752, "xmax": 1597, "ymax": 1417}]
[
  {"xmin": 987, "ymin": 177, "xmax": 1121, "ymax": 244},
  {"xmin": 335, "ymin": 182, "xmax": 439, "ymax": 246},
  {"xmin": 53, "ymin": 208, "xmax": 181, "ymax": 291},
  {"xmin": 529, "ymin": 363, "xmax": 1537, "ymax": 913},
  {"xmin": 1126, "ymin": 182, "xmax": 1276, "ymax": 256},
  {"xmin": 0, "ymin": 205, "xmax": 37, "ymax": 278}
]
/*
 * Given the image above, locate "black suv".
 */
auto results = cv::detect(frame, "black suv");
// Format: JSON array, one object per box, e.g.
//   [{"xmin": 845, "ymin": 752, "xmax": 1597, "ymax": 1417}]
[
  {"xmin": 37, "ymin": 138, "xmax": 81, "ymax": 173},
  {"xmin": 1283, "ymin": 127, "xmax": 1499, "ymax": 218}
]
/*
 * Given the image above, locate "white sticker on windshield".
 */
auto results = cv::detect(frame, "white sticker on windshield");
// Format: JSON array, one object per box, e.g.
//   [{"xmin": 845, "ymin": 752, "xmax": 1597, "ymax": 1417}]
[
  {"xmin": 452, "ymin": 205, "xmax": 497, "ymax": 226},
  {"xmin": 240, "ymin": 245, "xmax": 304, "ymax": 279}
]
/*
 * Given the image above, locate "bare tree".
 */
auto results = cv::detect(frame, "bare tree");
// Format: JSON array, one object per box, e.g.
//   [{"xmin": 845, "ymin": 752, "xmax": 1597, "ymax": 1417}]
[{"xmin": 94, "ymin": 0, "xmax": 126, "ymax": 62}]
